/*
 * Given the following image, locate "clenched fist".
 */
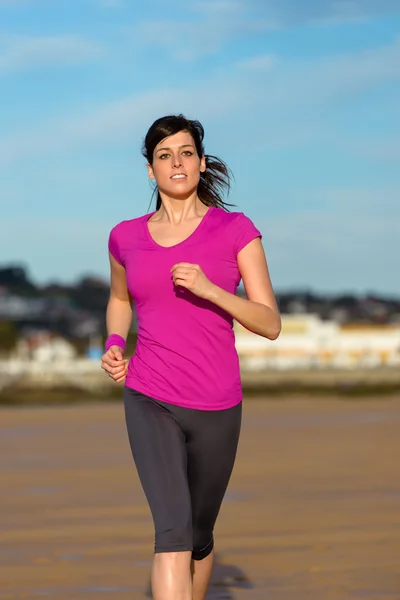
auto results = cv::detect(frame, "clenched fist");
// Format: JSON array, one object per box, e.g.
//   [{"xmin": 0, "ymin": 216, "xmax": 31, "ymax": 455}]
[
  {"xmin": 170, "ymin": 262, "xmax": 215, "ymax": 300},
  {"xmin": 101, "ymin": 345, "xmax": 129, "ymax": 384}
]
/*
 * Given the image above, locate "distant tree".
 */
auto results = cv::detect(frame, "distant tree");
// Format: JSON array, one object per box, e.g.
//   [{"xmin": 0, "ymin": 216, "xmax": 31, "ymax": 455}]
[
  {"xmin": 0, "ymin": 265, "xmax": 38, "ymax": 297},
  {"xmin": 0, "ymin": 321, "xmax": 18, "ymax": 352},
  {"xmin": 70, "ymin": 276, "xmax": 109, "ymax": 313},
  {"xmin": 334, "ymin": 295, "xmax": 360, "ymax": 308}
]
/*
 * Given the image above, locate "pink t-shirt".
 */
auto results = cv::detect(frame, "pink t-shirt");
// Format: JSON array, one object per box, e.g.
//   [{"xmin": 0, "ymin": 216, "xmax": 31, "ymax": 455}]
[{"xmin": 108, "ymin": 206, "xmax": 262, "ymax": 410}]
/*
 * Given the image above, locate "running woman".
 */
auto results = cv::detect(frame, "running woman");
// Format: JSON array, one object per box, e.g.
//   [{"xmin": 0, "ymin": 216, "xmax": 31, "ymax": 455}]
[{"xmin": 101, "ymin": 114, "xmax": 281, "ymax": 600}]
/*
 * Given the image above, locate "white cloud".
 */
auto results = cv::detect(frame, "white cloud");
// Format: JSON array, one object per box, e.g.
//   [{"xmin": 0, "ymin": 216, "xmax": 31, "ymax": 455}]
[
  {"xmin": 0, "ymin": 76, "xmax": 253, "ymax": 168},
  {"xmin": 0, "ymin": 34, "xmax": 104, "ymax": 72},
  {"xmin": 130, "ymin": 2, "xmax": 273, "ymax": 61},
  {"xmin": 131, "ymin": 0, "xmax": 400, "ymax": 60},
  {"xmin": 1, "ymin": 36, "xmax": 400, "ymax": 167},
  {"xmin": 244, "ymin": 35, "xmax": 400, "ymax": 111},
  {"xmin": 320, "ymin": 185, "xmax": 399, "ymax": 214},
  {"xmin": 259, "ymin": 185, "xmax": 400, "ymax": 294},
  {"xmin": 132, "ymin": 19, "xmax": 268, "ymax": 61},
  {"xmin": 353, "ymin": 139, "xmax": 400, "ymax": 162},
  {"xmin": 236, "ymin": 54, "xmax": 277, "ymax": 70},
  {"xmin": 265, "ymin": 215, "xmax": 399, "ymax": 294},
  {"xmin": 233, "ymin": 0, "xmax": 400, "ymax": 26}
]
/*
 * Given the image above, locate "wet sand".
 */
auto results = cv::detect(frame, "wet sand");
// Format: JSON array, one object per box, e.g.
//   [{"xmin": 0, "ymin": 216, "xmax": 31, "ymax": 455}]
[{"xmin": 1, "ymin": 395, "xmax": 399, "ymax": 599}]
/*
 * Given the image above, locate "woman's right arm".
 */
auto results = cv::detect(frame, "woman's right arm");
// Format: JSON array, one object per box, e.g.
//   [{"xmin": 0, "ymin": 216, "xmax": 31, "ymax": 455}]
[
  {"xmin": 101, "ymin": 252, "xmax": 133, "ymax": 383},
  {"xmin": 106, "ymin": 252, "xmax": 133, "ymax": 339}
]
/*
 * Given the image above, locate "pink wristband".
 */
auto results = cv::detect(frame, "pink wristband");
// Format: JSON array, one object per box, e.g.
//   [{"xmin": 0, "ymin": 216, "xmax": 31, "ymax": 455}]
[{"xmin": 105, "ymin": 334, "xmax": 126, "ymax": 353}]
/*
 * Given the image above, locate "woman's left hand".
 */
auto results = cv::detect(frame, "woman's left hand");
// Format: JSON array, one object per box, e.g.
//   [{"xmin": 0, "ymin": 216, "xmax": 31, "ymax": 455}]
[{"xmin": 171, "ymin": 262, "xmax": 216, "ymax": 300}]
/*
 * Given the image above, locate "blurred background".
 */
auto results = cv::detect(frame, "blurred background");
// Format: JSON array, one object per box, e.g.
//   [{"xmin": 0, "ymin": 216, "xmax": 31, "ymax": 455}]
[
  {"xmin": 1, "ymin": 0, "xmax": 400, "ymax": 399},
  {"xmin": 1, "ymin": 2, "xmax": 400, "ymax": 599}
]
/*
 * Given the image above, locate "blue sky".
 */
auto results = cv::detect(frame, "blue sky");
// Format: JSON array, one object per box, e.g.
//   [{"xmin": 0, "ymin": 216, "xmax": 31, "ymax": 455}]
[{"xmin": 0, "ymin": 0, "xmax": 399, "ymax": 294}]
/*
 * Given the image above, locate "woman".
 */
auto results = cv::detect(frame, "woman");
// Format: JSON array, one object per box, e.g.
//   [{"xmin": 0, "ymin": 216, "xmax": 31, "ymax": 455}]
[{"xmin": 101, "ymin": 114, "xmax": 281, "ymax": 600}]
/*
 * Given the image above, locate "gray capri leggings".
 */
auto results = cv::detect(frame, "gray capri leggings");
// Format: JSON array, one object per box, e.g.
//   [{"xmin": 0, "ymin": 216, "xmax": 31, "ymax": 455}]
[{"xmin": 123, "ymin": 386, "xmax": 242, "ymax": 561}]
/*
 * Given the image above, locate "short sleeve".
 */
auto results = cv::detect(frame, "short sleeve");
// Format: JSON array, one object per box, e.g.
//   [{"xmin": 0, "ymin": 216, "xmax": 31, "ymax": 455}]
[
  {"xmin": 234, "ymin": 213, "xmax": 262, "ymax": 255},
  {"xmin": 108, "ymin": 226, "xmax": 124, "ymax": 266}
]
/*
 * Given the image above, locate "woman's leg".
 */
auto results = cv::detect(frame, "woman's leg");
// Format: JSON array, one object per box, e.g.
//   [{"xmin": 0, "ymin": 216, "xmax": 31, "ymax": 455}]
[
  {"xmin": 186, "ymin": 402, "xmax": 242, "ymax": 600},
  {"xmin": 152, "ymin": 551, "xmax": 192, "ymax": 600},
  {"xmin": 124, "ymin": 388, "xmax": 193, "ymax": 599},
  {"xmin": 191, "ymin": 550, "xmax": 214, "ymax": 600}
]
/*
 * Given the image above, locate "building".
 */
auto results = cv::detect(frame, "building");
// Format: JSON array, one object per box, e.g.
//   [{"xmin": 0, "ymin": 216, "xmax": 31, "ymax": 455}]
[
  {"xmin": 234, "ymin": 314, "xmax": 400, "ymax": 370},
  {"xmin": 14, "ymin": 331, "xmax": 77, "ymax": 363}
]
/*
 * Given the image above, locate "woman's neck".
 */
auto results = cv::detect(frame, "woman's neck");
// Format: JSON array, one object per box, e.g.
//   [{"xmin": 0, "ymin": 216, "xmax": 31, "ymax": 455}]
[{"xmin": 156, "ymin": 194, "xmax": 207, "ymax": 224}]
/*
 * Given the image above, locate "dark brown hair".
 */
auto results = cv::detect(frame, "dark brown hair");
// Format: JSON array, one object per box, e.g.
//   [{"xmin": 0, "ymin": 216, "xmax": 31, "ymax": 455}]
[{"xmin": 142, "ymin": 114, "xmax": 235, "ymax": 211}]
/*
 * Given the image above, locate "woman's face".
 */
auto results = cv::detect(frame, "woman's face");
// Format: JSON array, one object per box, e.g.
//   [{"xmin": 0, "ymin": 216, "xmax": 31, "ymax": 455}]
[{"xmin": 148, "ymin": 130, "xmax": 206, "ymax": 198}]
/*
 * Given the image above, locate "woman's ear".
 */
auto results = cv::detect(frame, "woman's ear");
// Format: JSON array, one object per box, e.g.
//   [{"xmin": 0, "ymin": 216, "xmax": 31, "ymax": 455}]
[
  {"xmin": 200, "ymin": 155, "xmax": 206, "ymax": 173},
  {"xmin": 147, "ymin": 163, "xmax": 155, "ymax": 179}
]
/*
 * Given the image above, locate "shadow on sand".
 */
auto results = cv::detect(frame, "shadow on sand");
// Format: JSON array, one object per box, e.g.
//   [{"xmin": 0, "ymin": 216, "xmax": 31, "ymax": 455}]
[{"xmin": 145, "ymin": 553, "xmax": 254, "ymax": 598}]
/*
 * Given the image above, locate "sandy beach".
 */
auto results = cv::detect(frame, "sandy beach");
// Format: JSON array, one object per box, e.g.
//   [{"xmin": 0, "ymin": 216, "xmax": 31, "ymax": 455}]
[{"xmin": 1, "ymin": 395, "xmax": 399, "ymax": 599}]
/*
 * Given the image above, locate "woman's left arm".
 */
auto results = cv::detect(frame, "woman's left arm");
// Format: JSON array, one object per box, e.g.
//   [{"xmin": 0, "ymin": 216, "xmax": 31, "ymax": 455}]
[
  {"xmin": 206, "ymin": 238, "xmax": 281, "ymax": 339},
  {"xmin": 171, "ymin": 238, "xmax": 281, "ymax": 339}
]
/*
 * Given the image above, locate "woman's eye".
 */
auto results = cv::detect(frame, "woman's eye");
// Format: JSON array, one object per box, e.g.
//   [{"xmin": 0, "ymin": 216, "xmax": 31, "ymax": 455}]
[{"xmin": 158, "ymin": 151, "xmax": 192, "ymax": 159}]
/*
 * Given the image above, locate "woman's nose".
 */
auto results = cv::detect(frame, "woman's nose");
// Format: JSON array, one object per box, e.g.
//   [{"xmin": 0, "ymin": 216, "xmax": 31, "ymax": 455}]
[{"xmin": 172, "ymin": 153, "xmax": 182, "ymax": 167}]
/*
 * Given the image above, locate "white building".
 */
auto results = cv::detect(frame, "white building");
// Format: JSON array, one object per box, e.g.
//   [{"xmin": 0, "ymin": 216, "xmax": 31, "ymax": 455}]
[
  {"xmin": 14, "ymin": 332, "xmax": 77, "ymax": 363},
  {"xmin": 234, "ymin": 314, "xmax": 400, "ymax": 370}
]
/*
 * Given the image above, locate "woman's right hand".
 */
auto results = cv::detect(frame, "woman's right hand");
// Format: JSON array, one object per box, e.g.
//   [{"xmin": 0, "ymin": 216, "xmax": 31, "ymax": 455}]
[{"xmin": 101, "ymin": 345, "xmax": 129, "ymax": 383}]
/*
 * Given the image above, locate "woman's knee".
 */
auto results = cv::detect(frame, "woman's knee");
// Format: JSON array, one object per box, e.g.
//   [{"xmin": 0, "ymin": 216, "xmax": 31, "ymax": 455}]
[
  {"xmin": 192, "ymin": 529, "xmax": 214, "ymax": 561},
  {"xmin": 154, "ymin": 523, "xmax": 193, "ymax": 554}
]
